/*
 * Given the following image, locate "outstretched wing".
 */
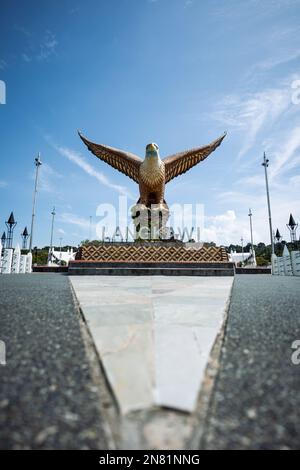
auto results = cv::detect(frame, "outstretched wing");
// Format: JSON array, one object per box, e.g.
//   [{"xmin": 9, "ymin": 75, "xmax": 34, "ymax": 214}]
[
  {"xmin": 163, "ymin": 133, "xmax": 226, "ymax": 183},
  {"xmin": 79, "ymin": 132, "xmax": 142, "ymax": 183}
]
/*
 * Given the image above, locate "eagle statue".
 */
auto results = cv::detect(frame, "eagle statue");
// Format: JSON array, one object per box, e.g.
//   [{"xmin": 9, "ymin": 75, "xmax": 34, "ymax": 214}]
[{"xmin": 78, "ymin": 132, "xmax": 226, "ymax": 208}]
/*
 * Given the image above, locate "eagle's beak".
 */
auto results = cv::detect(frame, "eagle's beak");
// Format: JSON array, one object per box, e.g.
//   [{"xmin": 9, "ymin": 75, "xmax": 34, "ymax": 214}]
[{"xmin": 148, "ymin": 143, "xmax": 156, "ymax": 151}]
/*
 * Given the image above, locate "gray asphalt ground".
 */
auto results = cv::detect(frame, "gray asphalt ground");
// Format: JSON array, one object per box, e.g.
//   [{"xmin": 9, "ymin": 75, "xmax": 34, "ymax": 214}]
[
  {"xmin": 201, "ymin": 274, "xmax": 300, "ymax": 450},
  {"xmin": 0, "ymin": 274, "xmax": 110, "ymax": 449}
]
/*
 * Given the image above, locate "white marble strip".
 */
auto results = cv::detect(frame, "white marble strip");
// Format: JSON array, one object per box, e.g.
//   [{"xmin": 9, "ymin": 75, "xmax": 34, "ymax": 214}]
[
  {"xmin": 70, "ymin": 276, "xmax": 233, "ymax": 414},
  {"xmin": 152, "ymin": 278, "xmax": 233, "ymax": 411},
  {"xmin": 70, "ymin": 277, "xmax": 155, "ymax": 414}
]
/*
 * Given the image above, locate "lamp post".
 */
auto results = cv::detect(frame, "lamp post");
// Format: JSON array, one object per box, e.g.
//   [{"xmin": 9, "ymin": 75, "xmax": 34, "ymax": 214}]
[
  {"xmin": 48, "ymin": 207, "xmax": 56, "ymax": 265},
  {"xmin": 262, "ymin": 153, "xmax": 274, "ymax": 255},
  {"xmin": 274, "ymin": 228, "xmax": 282, "ymax": 256},
  {"xmin": 5, "ymin": 212, "xmax": 17, "ymax": 249},
  {"xmin": 59, "ymin": 237, "xmax": 63, "ymax": 263},
  {"xmin": 1, "ymin": 231, "xmax": 6, "ymax": 250},
  {"xmin": 241, "ymin": 236, "xmax": 244, "ymax": 264},
  {"xmin": 274, "ymin": 228, "xmax": 282, "ymax": 244},
  {"xmin": 1, "ymin": 232, "xmax": 6, "ymax": 258},
  {"xmin": 248, "ymin": 208, "xmax": 256, "ymax": 266},
  {"xmin": 21, "ymin": 226, "xmax": 29, "ymax": 250},
  {"xmin": 248, "ymin": 208, "xmax": 254, "ymax": 254},
  {"xmin": 286, "ymin": 213, "xmax": 298, "ymax": 245},
  {"xmin": 29, "ymin": 153, "xmax": 42, "ymax": 252}
]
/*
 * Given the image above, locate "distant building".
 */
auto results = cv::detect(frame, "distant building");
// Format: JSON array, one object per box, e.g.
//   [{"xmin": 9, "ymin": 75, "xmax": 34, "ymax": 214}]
[
  {"xmin": 47, "ymin": 247, "xmax": 76, "ymax": 266},
  {"xmin": 229, "ymin": 249, "xmax": 256, "ymax": 266}
]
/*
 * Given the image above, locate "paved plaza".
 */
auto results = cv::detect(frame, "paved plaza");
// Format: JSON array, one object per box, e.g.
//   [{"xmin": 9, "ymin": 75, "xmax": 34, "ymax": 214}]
[
  {"xmin": 0, "ymin": 273, "xmax": 300, "ymax": 449},
  {"xmin": 0, "ymin": 274, "xmax": 110, "ymax": 449},
  {"xmin": 202, "ymin": 275, "xmax": 300, "ymax": 450}
]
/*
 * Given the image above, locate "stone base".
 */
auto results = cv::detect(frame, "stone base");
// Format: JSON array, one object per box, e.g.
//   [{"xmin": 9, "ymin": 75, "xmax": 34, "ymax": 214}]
[
  {"xmin": 235, "ymin": 267, "xmax": 271, "ymax": 274},
  {"xmin": 70, "ymin": 243, "xmax": 234, "ymax": 276},
  {"xmin": 32, "ymin": 265, "xmax": 68, "ymax": 273},
  {"xmin": 75, "ymin": 242, "xmax": 229, "ymax": 263},
  {"xmin": 68, "ymin": 262, "xmax": 234, "ymax": 276}
]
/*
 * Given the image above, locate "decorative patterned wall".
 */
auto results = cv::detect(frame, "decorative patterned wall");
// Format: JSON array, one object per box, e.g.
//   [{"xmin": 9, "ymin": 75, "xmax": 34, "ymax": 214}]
[{"xmin": 76, "ymin": 243, "xmax": 229, "ymax": 263}]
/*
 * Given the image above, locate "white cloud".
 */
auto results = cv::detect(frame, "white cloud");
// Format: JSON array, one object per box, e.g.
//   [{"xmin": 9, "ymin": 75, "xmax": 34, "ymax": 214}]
[
  {"xmin": 250, "ymin": 49, "xmax": 300, "ymax": 75},
  {"xmin": 214, "ymin": 0, "xmax": 300, "ymax": 21},
  {"xmin": 0, "ymin": 60, "xmax": 7, "ymax": 70},
  {"xmin": 289, "ymin": 174, "xmax": 300, "ymax": 186},
  {"xmin": 60, "ymin": 213, "xmax": 86, "ymax": 229},
  {"xmin": 212, "ymin": 164, "xmax": 300, "ymax": 244},
  {"xmin": 38, "ymin": 162, "xmax": 62, "ymax": 193},
  {"xmin": 20, "ymin": 30, "xmax": 58, "ymax": 63},
  {"xmin": 0, "ymin": 180, "xmax": 8, "ymax": 188},
  {"xmin": 267, "ymin": 126, "xmax": 300, "ymax": 180},
  {"xmin": 202, "ymin": 210, "xmax": 252, "ymax": 245},
  {"xmin": 235, "ymin": 174, "xmax": 265, "ymax": 188},
  {"xmin": 37, "ymin": 31, "xmax": 58, "ymax": 61},
  {"xmin": 210, "ymin": 86, "xmax": 291, "ymax": 159},
  {"xmin": 202, "ymin": 194, "xmax": 300, "ymax": 245},
  {"xmin": 59, "ymin": 212, "xmax": 91, "ymax": 230},
  {"xmin": 22, "ymin": 53, "xmax": 31, "ymax": 63},
  {"xmin": 14, "ymin": 24, "xmax": 31, "ymax": 37},
  {"xmin": 53, "ymin": 143, "xmax": 134, "ymax": 198},
  {"xmin": 209, "ymin": 86, "xmax": 299, "ymax": 257}
]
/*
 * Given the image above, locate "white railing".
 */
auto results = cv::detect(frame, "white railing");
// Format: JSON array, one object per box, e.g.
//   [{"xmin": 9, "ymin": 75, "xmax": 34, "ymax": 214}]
[
  {"xmin": 0, "ymin": 243, "xmax": 32, "ymax": 274},
  {"xmin": 291, "ymin": 250, "xmax": 300, "ymax": 276},
  {"xmin": 272, "ymin": 247, "xmax": 300, "ymax": 276}
]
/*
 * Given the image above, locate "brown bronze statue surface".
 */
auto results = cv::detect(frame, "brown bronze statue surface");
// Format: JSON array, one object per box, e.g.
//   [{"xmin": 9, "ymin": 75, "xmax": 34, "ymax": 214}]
[{"xmin": 78, "ymin": 132, "xmax": 226, "ymax": 208}]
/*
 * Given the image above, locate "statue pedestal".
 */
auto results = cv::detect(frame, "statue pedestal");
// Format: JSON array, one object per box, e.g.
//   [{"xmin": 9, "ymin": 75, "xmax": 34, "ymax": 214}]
[
  {"xmin": 70, "ymin": 242, "xmax": 234, "ymax": 276},
  {"xmin": 131, "ymin": 203, "xmax": 170, "ymax": 240}
]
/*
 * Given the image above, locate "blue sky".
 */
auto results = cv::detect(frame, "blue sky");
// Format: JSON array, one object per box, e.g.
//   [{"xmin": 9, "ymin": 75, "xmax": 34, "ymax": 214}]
[{"xmin": 0, "ymin": 0, "xmax": 300, "ymax": 247}]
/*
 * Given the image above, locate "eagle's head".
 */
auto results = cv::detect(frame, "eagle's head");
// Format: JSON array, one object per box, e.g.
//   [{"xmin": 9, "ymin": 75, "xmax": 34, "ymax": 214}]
[{"xmin": 145, "ymin": 143, "xmax": 159, "ymax": 159}]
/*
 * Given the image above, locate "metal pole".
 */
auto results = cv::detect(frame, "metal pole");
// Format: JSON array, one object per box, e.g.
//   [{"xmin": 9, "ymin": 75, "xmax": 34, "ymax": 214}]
[
  {"xmin": 29, "ymin": 153, "xmax": 42, "ymax": 252},
  {"xmin": 49, "ymin": 207, "xmax": 56, "ymax": 264},
  {"xmin": 241, "ymin": 237, "xmax": 244, "ymax": 263},
  {"xmin": 248, "ymin": 208, "xmax": 254, "ymax": 255},
  {"xmin": 59, "ymin": 237, "xmax": 62, "ymax": 262},
  {"xmin": 262, "ymin": 153, "xmax": 275, "ymax": 255}
]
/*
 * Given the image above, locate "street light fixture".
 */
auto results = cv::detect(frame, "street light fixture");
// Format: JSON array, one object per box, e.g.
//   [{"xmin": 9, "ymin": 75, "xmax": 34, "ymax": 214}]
[
  {"xmin": 5, "ymin": 212, "xmax": 17, "ymax": 249},
  {"xmin": 29, "ymin": 153, "xmax": 42, "ymax": 252},
  {"xmin": 1, "ymin": 231, "xmax": 6, "ymax": 252},
  {"xmin": 21, "ymin": 227, "xmax": 29, "ymax": 250},
  {"xmin": 48, "ymin": 207, "xmax": 56, "ymax": 265},
  {"xmin": 274, "ymin": 228, "xmax": 282, "ymax": 244},
  {"xmin": 241, "ymin": 236, "xmax": 244, "ymax": 264},
  {"xmin": 286, "ymin": 213, "xmax": 298, "ymax": 244},
  {"xmin": 262, "ymin": 153, "xmax": 274, "ymax": 255}
]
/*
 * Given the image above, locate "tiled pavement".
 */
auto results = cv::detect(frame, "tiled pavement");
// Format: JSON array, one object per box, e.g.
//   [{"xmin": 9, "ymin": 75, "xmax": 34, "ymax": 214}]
[{"xmin": 70, "ymin": 276, "xmax": 233, "ymax": 414}]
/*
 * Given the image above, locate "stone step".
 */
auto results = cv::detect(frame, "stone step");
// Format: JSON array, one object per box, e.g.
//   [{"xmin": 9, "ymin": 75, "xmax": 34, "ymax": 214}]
[
  {"xmin": 70, "ymin": 261, "xmax": 234, "ymax": 269},
  {"xmin": 68, "ymin": 264, "xmax": 235, "ymax": 276},
  {"xmin": 235, "ymin": 267, "xmax": 271, "ymax": 274}
]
